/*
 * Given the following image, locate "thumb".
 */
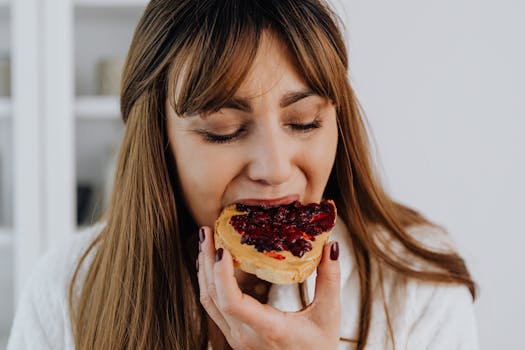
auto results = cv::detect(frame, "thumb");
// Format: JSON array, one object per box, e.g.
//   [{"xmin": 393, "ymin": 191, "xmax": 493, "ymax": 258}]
[{"xmin": 311, "ymin": 241, "xmax": 341, "ymax": 326}]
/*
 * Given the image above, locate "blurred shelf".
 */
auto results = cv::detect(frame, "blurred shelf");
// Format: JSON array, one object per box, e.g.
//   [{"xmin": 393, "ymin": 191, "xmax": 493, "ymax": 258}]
[
  {"xmin": 0, "ymin": 1, "xmax": 7, "ymax": 20},
  {"xmin": 75, "ymin": 0, "xmax": 147, "ymax": 6},
  {"xmin": 76, "ymin": 95, "xmax": 120, "ymax": 119},
  {"xmin": 0, "ymin": 97, "xmax": 11, "ymax": 118},
  {"xmin": 75, "ymin": 0, "xmax": 147, "ymax": 17},
  {"xmin": 0, "ymin": 333, "xmax": 9, "ymax": 350},
  {"xmin": 0, "ymin": 227, "xmax": 12, "ymax": 248}
]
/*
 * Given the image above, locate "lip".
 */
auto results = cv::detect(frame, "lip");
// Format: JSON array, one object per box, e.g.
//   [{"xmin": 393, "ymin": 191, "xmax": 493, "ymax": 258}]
[{"xmin": 233, "ymin": 194, "xmax": 301, "ymax": 207}]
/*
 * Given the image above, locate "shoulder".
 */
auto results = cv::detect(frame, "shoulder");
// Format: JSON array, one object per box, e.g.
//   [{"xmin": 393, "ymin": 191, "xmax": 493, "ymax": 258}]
[
  {"xmin": 370, "ymin": 224, "xmax": 479, "ymax": 349},
  {"xmin": 368, "ymin": 262, "xmax": 478, "ymax": 349},
  {"xmin": 374, "ymin": 222, "xmax": 475, "ymax": 313},
  {"xmin": 401, "ymin": 279, "xmax": 478, "ymax": 349},
  {"xmin": 7, "ymin": 223, "xmax": 103, "ymax": 350},
  {"xmin": 372, "ymin": 222, "xmax": 461, "ymax": 275},
  {"xmin": 376, "ymin": 222, "xmax": 458, "ymax": 252},
  {"xmin": 26, "ymin": 223, "xmax": 103, "ymax": 299}
]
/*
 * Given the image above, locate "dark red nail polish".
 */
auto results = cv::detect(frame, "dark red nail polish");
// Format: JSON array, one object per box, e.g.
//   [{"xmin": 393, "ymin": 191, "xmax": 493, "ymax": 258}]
[
  {"xmin": 196, "ymin": 258, "xmax": 199, "ymax": 272},
  {"xmin": 330, "ymin": 242, "xmax": 339, "ymax": 261},
  {"xmin": 198, "ymin": 227, "xmax": 205, "ymax": 243},
  {"xmin": 215, "ymin": 248, "xmax": 224, "ymax": 262}
]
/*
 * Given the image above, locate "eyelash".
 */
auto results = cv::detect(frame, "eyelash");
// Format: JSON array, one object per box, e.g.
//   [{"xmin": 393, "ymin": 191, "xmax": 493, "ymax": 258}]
[{"xmin": 201, "ymin": 119, "xmax": 323, "ymax": 144}]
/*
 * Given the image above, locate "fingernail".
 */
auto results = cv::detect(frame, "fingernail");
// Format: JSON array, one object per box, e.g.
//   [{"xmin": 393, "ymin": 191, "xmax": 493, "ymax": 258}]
[
  {"xmin": 215, "ymin": 248, "xmax": 224, "ymax": 262},
  {"xmin": 330, "ymin": 241, "xmax": 339, "ymax": 261},
  {"xmin": 196, "ymin": 258, "xmax": 199, "ymax": 272},
  {"xmin": 198, "ymin": 227, "xmax": 205, "ymax": 243}
]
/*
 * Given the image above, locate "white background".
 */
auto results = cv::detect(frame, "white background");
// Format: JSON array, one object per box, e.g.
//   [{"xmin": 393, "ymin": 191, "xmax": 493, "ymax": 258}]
[{"xmin": 330, "ymin": 0, "xmax": 524, "ymax": 349}]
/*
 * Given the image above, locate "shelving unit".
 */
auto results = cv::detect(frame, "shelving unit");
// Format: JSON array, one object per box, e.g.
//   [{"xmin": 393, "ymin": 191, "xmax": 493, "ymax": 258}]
[
  {"xmin": 0, "ymin": 98, "xmax": 10, "ymax": 117},
  {"xmin": 76, "ymin": 0, "xmax": 147, "ymax": 7},
  {"xmin": 0, "ymin": 1, "xmax": 8, "ymax": 18},
  {"xmin": 0, "ymin": 228, "xmax": 11, "ymax": 247},
  {"xmin": 76, "ymin": 96, "xmax": 120, "ymax": 119},
  {"xmin": 73, "ymin": 0, "xmax": 138, "ymax": 228},
  {"xmin": 0, "ymin": 118, "xmax": 12, "ymax": 238},
  {"xmin": 0, "ymin": 1, "xmax": 13, "ymax": 346},
  {"xmin": 0, "ymin": 0, "xmax": 146, "ymax": 345}
]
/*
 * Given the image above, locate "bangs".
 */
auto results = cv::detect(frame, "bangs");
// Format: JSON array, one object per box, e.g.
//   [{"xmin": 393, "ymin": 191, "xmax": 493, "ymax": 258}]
[
  {"xmin": 166, "ymin": 0, "xmax": 347, "ymax": 117},
  {"xmin": 166, "ymin": 1, "xmax": 262, "ymax": 117}
]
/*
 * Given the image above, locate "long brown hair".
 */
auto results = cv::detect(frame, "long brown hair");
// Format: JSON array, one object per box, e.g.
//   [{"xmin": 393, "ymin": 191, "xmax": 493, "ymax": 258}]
[{"xmin": 69, "ymin": 1, "xmax": 477, "ymax": 349}]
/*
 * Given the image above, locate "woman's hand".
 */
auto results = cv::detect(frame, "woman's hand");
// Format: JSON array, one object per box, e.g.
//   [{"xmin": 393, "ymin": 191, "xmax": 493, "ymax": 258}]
[{"xmin": 196, "ymin": 226, "xmax": 342, "ymax": 350}]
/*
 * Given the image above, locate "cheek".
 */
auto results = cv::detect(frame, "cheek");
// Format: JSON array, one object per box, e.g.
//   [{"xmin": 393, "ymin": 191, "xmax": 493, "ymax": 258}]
[
  {"xmin": 176, "ymin": 146, "xmax": 238, "ymax": 187},
  {"xmin": 307, "ymin": 120, "xmax": 338, "ymax": 178},
  {"xmin": 170, "ymin": 139, "xmax": 238, "ymax": 225}
]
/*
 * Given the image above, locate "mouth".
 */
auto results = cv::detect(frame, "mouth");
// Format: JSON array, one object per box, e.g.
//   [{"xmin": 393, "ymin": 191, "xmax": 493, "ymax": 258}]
[{"xmin": 228, "ymin": 194, "xmax": 301, "ymax": 208}]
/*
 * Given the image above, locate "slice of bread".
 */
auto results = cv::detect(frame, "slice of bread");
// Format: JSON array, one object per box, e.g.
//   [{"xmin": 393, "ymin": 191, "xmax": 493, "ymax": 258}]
[{"xmin": 214, "ymin": 200, "xmax": 336, "ymax": 284}]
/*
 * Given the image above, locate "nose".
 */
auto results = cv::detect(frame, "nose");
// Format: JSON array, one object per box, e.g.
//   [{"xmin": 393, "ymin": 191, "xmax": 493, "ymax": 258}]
[{"xmin": 245, "ymin": 128, "xmax": 294, "ymax": 186}]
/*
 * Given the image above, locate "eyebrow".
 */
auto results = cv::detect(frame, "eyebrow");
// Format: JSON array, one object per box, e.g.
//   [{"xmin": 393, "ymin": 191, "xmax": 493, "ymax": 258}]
[{"xmin": 218, "ymin": 89, "xmax": 317, "ymax": 113}]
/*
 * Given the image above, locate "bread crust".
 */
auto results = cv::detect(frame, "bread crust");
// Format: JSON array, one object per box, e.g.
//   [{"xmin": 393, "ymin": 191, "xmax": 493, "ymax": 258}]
[{"xmin": 214, "ymin": 200, "xmax": 336, "ymax": 284}]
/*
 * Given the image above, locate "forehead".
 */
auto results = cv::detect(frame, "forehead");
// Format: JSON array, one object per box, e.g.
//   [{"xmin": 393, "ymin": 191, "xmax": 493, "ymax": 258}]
[{"xmin": 233, "ymin": 31, "xmax": 308, "ymax": 98}]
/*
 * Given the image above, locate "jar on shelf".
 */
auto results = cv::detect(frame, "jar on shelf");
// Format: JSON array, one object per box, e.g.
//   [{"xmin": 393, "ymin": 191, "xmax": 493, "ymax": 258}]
[
  {"xmin": 0, "ymin": 53, "xmax": 10, "ymax": 97},
  {"xmin": 96, "ymin": 56, "xmax": 125, "ymax": 96}
]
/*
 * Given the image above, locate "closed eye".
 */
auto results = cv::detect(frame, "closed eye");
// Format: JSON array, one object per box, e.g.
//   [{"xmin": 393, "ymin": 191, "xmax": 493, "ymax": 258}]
[
  {"xmin": 288, "ymin": 120, "xmax": 322, "ymax": 131},
  {"xmin": 199, "ymin": 118, "xmax": 322, "ymax": 144}
]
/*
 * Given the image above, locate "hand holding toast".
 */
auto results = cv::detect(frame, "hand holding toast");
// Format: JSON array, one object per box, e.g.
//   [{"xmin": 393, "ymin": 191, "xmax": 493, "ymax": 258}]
[{"xmin": 197, "ymin": 226, "xmax": 341, "ymax": 350}]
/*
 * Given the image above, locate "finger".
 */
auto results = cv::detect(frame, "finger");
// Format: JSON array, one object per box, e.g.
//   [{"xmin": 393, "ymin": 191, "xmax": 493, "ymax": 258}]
[
  {"xmin": 197, "ymin": 227, "xmax": 231, "ymax": 336},
  {"xmin": 213, "ymin": 247, "xmax": 281, "ymax": 329},
  {"xmin": 199, "ymin": 226, "xmax": 218, "ymax": 300},
  {"xmin": 311, "ymin": 241, "xmax": 341, "ymax": 327}
]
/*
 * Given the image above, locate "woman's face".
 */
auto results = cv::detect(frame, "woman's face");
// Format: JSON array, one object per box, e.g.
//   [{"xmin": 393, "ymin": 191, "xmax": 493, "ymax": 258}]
[{"xmin": 166, "ymin": 32, "xmax": 338, "ymax": 229}]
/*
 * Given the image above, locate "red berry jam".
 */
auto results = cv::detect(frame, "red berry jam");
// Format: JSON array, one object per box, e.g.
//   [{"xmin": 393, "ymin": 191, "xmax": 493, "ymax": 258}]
[{"xmin": 230, "ymin": 200, "xmax": 336, "ymax": 259}]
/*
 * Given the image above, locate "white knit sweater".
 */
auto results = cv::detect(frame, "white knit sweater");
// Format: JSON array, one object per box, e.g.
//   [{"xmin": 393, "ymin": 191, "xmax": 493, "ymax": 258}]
[{"xmin": 7, "ymin": 219, "xmax": 479, "ymax": 349}]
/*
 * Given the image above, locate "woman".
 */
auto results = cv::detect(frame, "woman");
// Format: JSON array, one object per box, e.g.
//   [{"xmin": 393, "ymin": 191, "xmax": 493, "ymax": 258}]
[{"xmin": 8, "ymin": 0, "xmax": 478, "ymax": 349}]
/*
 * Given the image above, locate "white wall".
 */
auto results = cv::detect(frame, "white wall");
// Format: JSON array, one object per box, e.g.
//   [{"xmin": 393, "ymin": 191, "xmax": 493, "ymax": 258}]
[{"xmin": 331, "ymin": 0, "xmax": 524, "ymax": 349}]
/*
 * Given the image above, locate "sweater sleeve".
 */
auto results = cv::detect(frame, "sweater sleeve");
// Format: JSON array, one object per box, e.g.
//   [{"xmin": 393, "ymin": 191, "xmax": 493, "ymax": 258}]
[
  {"xmin": 405, "ymin": 283, "xmax": 479, "ymax": 350},
  {"xmin": 6, "ymin": 254, "xmax": 68, "ymax": 350},
  {"xmin": 6, "ymin": 226, "xmax": 101, "ymax": 350}
]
